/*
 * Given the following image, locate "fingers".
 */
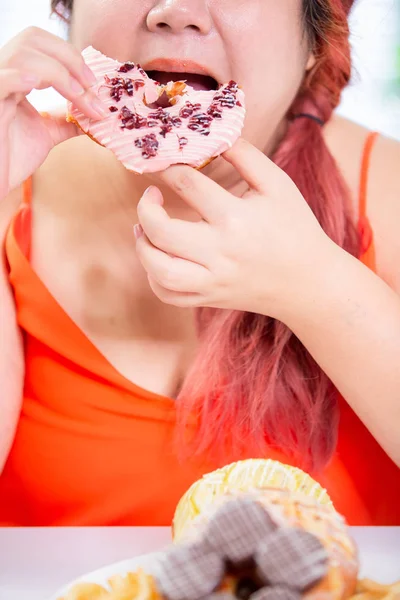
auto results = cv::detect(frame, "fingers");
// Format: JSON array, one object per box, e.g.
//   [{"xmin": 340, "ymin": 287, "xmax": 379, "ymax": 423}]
[
  {"xmin": 147, "ymin": 276, "xmax": 203, "ymax": 308},
  {"xmin": 17, "ymin": 27, "xmax": 96, "ymax": 91},
  {"xmin": 223, "ymin": 138, "xmax": 284, "ymax": 194},
  {"xmin": 8, "ymin": 49, "xmax": 105, "ymax": 120},
  {"xmin": 135, "ymin": 231, "xmax": 212, "ymax": 293},
  {"xmin": 137, "ymin": 187, "xmax": 215, "ymax": 265},
  {"xmin": 0, "ymin": 27, "xmax": 106, "ymax": 120},
  {"xmin": 157, "ymin": 165, "xmax": 234, "ymax": 224},
  {"xmin": 0, "ymin": 68, "xmax": 39, "ymax": 101}
]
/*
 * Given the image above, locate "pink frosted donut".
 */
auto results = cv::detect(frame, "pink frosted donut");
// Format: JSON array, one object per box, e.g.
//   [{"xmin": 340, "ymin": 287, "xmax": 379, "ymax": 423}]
[{"xmin": 68, "ymin": 46, "xmax": 246, "ymax": 174}]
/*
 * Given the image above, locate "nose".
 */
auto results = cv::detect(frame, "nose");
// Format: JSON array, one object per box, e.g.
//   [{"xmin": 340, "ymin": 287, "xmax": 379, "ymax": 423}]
[{"xmin": 147, "ymin": 0, "xmax": 212, "ymax": 35}]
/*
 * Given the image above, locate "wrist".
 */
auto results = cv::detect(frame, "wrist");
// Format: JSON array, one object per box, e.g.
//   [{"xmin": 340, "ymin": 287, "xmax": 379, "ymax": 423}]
[{"xmin": 263, "ymin": 236, "xmax": 347, "ymax": 326}]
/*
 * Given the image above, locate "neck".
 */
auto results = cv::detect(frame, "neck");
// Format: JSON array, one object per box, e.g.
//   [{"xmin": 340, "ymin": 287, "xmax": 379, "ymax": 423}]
[
  {"xmin": 41, "ymin": 116, "xmax": 288, "ymax": 224},
  {"xmin": 91, "ymin": 141, "xmax": 250, "ymax": 222}
]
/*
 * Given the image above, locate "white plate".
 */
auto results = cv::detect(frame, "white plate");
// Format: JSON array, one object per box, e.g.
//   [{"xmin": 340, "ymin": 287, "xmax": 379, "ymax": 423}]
[
  {"xmin": 49, "ymin": 552, "xmax": 162, "ymax": 600},
  {"xmin": 50, "ymin": 532, "xmax": 400, "ymax": 600}
]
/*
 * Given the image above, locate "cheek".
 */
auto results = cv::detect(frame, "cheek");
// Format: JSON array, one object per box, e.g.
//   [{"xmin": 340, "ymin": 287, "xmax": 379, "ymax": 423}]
[
  {"xmin": 70, "ymin": 0, "xmax": 151, "ymax": 56},
  {"xmin": 228, "ymin": 2, "xmax": 309, "ymax": 145},
  {"xmin": 242, "ymin": 43, "xmax": 306, "ymax": 142}
]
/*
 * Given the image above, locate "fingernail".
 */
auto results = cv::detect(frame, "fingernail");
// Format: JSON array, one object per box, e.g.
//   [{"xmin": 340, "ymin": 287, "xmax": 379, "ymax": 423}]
[
  {"xmin": 70, "ymin": 77, "xmax": 84, "ymax": 95},
  {"xmin": 83, "ymin": 64, "xmax": 97, "ymax": 86},
  {"xmin": 134, "ymin": 224, "xmax": 144, "ymax": 240},
  {"xmin": 142, "ymin": 186, "xmax": 153, "ymax": 198},
  {"xmin": 90, "ymin": 95, "xmax": 108, "ymax": 117},
  {"xmin": 142, "ymin": 186, "xmax": 163, "ymax": 204}
]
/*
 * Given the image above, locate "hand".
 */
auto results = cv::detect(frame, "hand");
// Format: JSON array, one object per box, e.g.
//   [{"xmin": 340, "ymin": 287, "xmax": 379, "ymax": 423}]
[
  {"xmin": 0, "ymin": 27, "xmax": 107, "ymax": 201},
  {"xmin": 135, "ymin": 138, "xmax": 331, "ymax": 319}
]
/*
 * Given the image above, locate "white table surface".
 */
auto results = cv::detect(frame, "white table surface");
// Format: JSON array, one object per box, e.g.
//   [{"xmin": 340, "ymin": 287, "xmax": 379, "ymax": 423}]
[{"xmin": 0, "ymin": 527, "xmax": 399, "ymax": 600}]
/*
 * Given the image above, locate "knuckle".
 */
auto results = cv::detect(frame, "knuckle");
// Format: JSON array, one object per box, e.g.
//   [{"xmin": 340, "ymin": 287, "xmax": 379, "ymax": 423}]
[
  {"xmin": 170, "ymin": 170, "xmax": 194, "ymax": 194},
  {"xmin": 1, "ymin": 30, "xmax": 39, "ymax": 69},
  {"xmin": 158, "ymin": 265, "xmax": 181, "ymax": 290},
  {"xmin": 214, "ymin": 256, "xmax": 235, "ymax": 282},
  {"xmin": 151, "ymin": 229, "xmax": 169, "ymax": 250},
  {"xmin": 159, "ymin": 292, "xmax": 175, "ymax": 305},
  {"xmin": 137, "ymin": 226, "xmax": 165, "ymax": 253},
  {"xmin": 21, "ymin": 26, "xmax": 42, "ymax": 44},
  {"xmin": 222, "ymin": 212, "xmax": 242, "ymax": 237},
  {"xmin": 150, "ymin": 281, "xmax": 173, "ymax": 304},
  {"xmin": 138, "ymin": 220, "xmax": 160, "ymax": 246},
  {"xmin": 150, "ymin": 234, "xmax": 164, "ymax": 251}
]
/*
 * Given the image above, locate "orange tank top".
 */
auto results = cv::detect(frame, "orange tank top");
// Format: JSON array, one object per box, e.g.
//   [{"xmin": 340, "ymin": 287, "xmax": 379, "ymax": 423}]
[{"xmin": 0, "ymin": 132, "xmax": 399, "ymax": 526}]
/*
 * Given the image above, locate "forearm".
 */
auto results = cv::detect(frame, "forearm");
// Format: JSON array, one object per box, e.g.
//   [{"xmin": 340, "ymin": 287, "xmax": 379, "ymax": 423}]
[{"xmin": 276, "ymin": 240, "xmax": 400, "ymax": 466}]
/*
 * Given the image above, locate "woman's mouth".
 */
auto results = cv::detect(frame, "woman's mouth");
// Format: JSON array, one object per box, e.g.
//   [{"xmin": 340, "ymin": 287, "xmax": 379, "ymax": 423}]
[{"xmin": 145, "ymin": 70, "xmax": 219, "ymax": 92}]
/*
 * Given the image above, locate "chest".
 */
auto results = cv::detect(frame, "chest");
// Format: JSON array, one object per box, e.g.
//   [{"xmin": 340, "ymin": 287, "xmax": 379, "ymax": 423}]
[{"xmin": 28, "ymin": 197, "xmax": 198, "ymax": 399}]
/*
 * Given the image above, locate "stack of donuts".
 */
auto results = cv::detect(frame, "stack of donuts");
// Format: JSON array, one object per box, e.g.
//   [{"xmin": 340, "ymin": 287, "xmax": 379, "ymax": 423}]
[{"xmin": 60, "ymin": 459, "xmax": 399, "ymax": 600}]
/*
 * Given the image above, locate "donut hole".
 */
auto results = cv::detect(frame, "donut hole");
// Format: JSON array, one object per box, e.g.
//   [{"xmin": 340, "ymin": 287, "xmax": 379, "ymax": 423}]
[
  {"xmin": 235, "ymin": 577, "xmax": 261, "ymax": 600},
  {"xmin": 146, "ymin": 90, "xmax": 174, "ymax": 109}
]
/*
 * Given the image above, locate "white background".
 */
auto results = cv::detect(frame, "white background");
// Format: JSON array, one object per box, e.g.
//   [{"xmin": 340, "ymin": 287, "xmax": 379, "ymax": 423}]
[{"xmin": 1, "ymin": 0, "xmax": 400, "ymax": 139}]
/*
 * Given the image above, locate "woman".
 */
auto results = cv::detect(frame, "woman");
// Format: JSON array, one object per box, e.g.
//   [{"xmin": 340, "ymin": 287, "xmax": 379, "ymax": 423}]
[{"xmin": 0, "ymin": 0, "xmax": 399, "ymax": 527}]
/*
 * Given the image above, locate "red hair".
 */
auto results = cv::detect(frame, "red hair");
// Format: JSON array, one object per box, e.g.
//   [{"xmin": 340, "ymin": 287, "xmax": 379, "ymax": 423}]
[{"xmin": 177, "ymin": 0, "xmax": 360, "ymax": 472}]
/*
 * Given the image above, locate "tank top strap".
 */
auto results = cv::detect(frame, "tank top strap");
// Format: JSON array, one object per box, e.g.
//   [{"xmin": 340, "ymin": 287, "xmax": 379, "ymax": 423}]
[
  {"xmin": 358, "ymin": 132, "xmax": 379, "ymax": 266},
  {"xmin": 359, "ymin": 131, "xmax": 379, "ymax": 220},
  {"xmin": 22, "ymin": 177, "xmax": 33, "ymax": 206}
]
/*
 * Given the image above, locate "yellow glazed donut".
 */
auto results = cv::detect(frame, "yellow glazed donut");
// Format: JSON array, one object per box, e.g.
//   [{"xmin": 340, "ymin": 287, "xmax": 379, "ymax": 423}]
[{"xmin": 173, "ymin": 459, "xmax": 333, "ymax": 542}]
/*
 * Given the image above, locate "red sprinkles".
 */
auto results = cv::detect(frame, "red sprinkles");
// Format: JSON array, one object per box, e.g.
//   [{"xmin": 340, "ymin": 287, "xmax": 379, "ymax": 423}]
[{"xmin": 102, "ymin": 72, "xmax": 242, "ymax": 159}]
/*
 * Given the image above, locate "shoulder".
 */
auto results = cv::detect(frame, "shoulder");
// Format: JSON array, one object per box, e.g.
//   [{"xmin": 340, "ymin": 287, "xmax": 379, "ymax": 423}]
[
  {"xmin": 323, "ymin": 114, "xmax": 371, "ymax": 211},
  {"xmin": 324, "ymin": 114, "xmax": 400, "ymax": 291},
  {"xmin": 364, "ymin": 132, "xmax": 400, "ymax": 290}
]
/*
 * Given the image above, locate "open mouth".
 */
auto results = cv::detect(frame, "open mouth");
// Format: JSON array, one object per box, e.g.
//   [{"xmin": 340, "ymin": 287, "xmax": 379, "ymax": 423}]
[{"xmin": 145, "ymin": 70, "xmax": 219, "ymax": 92}]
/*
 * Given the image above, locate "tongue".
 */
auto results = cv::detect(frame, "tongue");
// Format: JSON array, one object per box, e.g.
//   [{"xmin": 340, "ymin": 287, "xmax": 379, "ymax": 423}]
[{"xmin": 149, "ymin": 71, "xmax": 215, "ymax": 91}]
